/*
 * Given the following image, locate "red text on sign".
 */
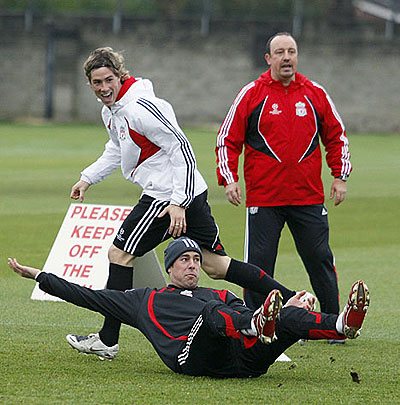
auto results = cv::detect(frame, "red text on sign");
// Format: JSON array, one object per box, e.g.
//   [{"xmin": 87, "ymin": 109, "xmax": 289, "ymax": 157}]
[
  {"xmin": 70, "ymin": 206, "xmax": 131, "ymax": 222},
  {"xmin": 69, "ymin": 245, "xmax": 102, "ymax": 258},
  {"xmin": 62, "ymin": 264, "xmax": 94, "ymax": 278},
  {"xmin": 71, "ymin": 225, "xmax": 115, "ymax": 240}
]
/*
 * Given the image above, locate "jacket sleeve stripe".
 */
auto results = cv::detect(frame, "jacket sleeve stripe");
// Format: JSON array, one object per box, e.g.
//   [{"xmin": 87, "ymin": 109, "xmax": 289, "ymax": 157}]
[
  {"xmin": 218, "ymin": 82, "xmax": 255, "ymax": 143},
  {"xmin": 217, "ymin": 146, "xmax": 235, "ymax": 184},
  {"xmin": 137, "ymin": 98, "xmax": 196, "ymax": 207},
  {"xmin": 217, "ymin": 82, "xmax": 255, "ymax": 185},
  {"xmin": 177, "ymin": 314, "xmax": 203, "ymax": 365},
  {"xmin": 311, "ymin": 81, "xmax": 352, "ymax": 177}
]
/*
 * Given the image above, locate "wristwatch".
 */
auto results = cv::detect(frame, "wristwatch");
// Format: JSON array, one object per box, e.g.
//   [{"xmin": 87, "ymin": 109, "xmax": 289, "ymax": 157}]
[{"xmin": 335, "ymin": 175, "xmax": 348, "ymax": 182}]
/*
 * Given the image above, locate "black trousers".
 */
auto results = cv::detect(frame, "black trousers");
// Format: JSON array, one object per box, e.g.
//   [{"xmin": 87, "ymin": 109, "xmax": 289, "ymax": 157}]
[
  {"xmin": 180, "ymin": 304, "xmax": 341, "ymax": 378},
  {"xmin": 113, "ymin": 190, "xmax": 226, "ymax": 256},
  {"xmin": 245, "ymin": 205, "xmax": 339, "ymax": 314}
]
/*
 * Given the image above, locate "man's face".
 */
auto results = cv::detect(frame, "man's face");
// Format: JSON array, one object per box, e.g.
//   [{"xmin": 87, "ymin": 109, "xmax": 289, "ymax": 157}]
[
  {"xmin": 89, "ymin": 67, "xmax": 122, "ymax": 107},
  {"xmin": 168, "ymin": 252, "xmax": 201, "ymax": 289},
  {"xmin": 265, "ymin": 35, "xmax": 298, "ymax": 86}
]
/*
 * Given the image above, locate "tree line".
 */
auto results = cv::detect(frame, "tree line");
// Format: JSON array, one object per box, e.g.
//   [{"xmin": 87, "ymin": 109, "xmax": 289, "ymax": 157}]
[{"xmin": 2, "ymin": 0, "xmax": 353, "ymax": 20}]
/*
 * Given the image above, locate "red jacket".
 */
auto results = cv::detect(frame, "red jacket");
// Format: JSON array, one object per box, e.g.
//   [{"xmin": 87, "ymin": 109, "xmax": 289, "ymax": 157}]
[{"xmin": 216, "ymin": 70, "xmax": 351, "ymax": 207}]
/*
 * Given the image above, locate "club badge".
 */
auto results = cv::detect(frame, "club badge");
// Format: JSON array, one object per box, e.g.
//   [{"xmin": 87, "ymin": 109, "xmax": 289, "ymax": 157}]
[
  {"xmin": 119, "ymin": 125, "xmax": 127, "ymax": 141},
  {"xmin": 249, "ymin": 207, "xmax": 258, "ymax": 215},
  {"xmin": 295, "ymin": 101, "xmax": 307, "ymax": 117}
]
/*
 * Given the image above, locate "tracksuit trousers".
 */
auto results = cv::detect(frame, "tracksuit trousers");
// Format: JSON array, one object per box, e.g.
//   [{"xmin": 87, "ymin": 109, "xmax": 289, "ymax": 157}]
[{"xmin": 245, "ymin": 204, "xmax": 339, "ymax": 314}]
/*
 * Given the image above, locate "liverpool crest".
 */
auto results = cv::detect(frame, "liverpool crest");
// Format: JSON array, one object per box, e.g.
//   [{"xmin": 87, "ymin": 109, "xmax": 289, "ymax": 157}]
[
  {"xmin": 295, "ymin": 102, "xmax": 307, "ymax": 117},
  {"xmin": 249, "ymin": 207, "xmax": 258, "ymax": 215},
  {"xmin": 119, "ymin": 125, "xmax": 127, "ymax": 141}
]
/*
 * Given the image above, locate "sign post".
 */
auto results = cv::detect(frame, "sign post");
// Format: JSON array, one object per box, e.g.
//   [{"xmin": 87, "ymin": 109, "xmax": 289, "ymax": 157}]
[{"xmin": 31, "ymin": 203, "xmax": 166, "ymax": 301}]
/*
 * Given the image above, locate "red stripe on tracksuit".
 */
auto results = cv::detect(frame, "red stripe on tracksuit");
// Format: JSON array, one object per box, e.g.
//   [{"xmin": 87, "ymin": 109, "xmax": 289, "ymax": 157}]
[
  {"xmin": 307, "ymin": 310, "xmax": 343, "ymax": 340},
  {"xmin": 212, "ymin": 289, "xmax": 228, "ymax": 301},
  {"xmin": 217, "ymin": 310, "xmax": 258, "ymax": 349},
  {"xmin": 125, "ymin": 118, "xmax": 161, "ymax": 167},
  {"xmin": 309, "ymin": 329, "xmax": 343, "ymax": 340},
  {"xmin": 148, "ymin": 289, "xmax": 187, "ymax": 341}
]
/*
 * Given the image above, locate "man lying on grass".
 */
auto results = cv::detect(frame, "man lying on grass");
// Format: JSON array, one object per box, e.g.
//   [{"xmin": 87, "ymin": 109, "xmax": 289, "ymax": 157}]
[{"xmin": 8, "ymin": 237, "xmax": 369, "ymax": 378}]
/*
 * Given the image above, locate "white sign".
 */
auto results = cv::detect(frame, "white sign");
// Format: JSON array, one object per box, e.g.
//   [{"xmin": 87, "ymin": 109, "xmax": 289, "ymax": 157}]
[{"xmin": 31, "ymin": 203, "xmax": 166, "ymax": 301}]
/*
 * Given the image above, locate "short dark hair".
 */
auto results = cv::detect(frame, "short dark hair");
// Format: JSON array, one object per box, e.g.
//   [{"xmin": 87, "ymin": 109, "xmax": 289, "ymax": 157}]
[
  {"xmin": 265, "ymin": 32, "xmax": 294, "ymax": 54},
  {"xmin": 83, "ymin": 47, "xmax": 130, "ymax": 82}
]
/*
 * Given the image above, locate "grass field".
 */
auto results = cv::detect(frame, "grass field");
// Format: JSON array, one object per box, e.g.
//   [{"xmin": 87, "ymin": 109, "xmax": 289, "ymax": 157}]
[{"xmin": 0, "ymin": 122, "xmax": 399, "ymax": 404}]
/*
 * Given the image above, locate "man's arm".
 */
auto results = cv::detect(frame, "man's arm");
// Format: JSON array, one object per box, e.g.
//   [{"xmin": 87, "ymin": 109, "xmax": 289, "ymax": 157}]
[
  {"xmin": 330, "ymin": 178, "xmax": 347, "ymax": 206},
  {"xmin": 69, "ymin": 139, "xmax": 121, "ymax": 202},
  {"xmin": 283, "ymin": 290, "xmax": 316, "ymax": 310},
  {"xmin": 224, "ymin": 289, "xmax": 249, "ymax": 312},
  {"xmin": 158, "ymin": 204, "xmax": 187, "ymax": 237},
  {"xmin": 8, "ymin": 258, "xmax": 41, "ymax": 279},
  {"xmin": 8, "ymin": 257, "xmax": 143, "ymax": 326},
  {"xmin": 224, "ymin": 182, "xmax": 242, "ymax": 206},
  {"xmin": 216, "ymin": 84, "xmax": 254, "ymax": 204},
  {"xmin": 132, "ymin": 98, "xmax": 196, "ymax": 237},
  {"xmin": 70, "ymin": 180, "xmax": 90, "ymax": 203},
  {"xmin": 316, "ymin": 85, "xmax": 352, "ymax": 205},
  {"xmin": 77, "ymin": 139, "xmax": 121, "ymax": 191}
]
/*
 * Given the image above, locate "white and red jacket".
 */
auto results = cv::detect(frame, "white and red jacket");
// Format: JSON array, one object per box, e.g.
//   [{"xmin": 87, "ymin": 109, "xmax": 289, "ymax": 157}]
[
  {"xmin": 216, "ymin": 70, "xmax": 351, "ymax": 207},
  {"xmin": 81, "ymin": 77, "xmax": 207, "ymax": 208}
]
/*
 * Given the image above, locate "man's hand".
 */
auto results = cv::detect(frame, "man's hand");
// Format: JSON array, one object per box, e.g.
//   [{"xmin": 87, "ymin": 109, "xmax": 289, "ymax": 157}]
[
  {"xmin": 284, "ymin": 290, "xmax": 316, "ymax": 310},
  {"xmin": 8, "ymin": 258, "xmax": 41, "ymax": 279},
  {"xmin": 158, "ymin": 204, "xmax": 186, "ymax": 237},
  {"xmin": 330, "ymin": 178, "xmax": 347, "ymax": 206},
  {"xmin": 70, "ymin": 180, "xmax": 90, "ymax": 202},
  {"xmin": 225, "ymin": 182, "xmax": 242, "ymax": 206}
]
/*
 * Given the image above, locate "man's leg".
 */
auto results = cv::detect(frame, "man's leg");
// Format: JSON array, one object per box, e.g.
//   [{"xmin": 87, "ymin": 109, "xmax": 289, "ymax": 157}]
[
  {"xmin": 182, "ymin": 281, "xmax": 369, "ymax": 378},
  {"xmin": 202, "ymin": 251, "xmax": 296, "ymax": 304},
  {"xmin": 287, "ymin": 205, "xmax": 340, "ymax": 314},
  {"xmin": 66, "ymin": 248, "xmax": 134, "ymax": 359},
  {"xmin": 183, "ymin": 192, "xmax": 295, "ymax": 305},
  {"xmin": 98, "ymin": 254, "xmax": 134, "ymax": 347},
  {"xmin": 37, "ymin": 271, "xmax": 143, "ymax": 359},
  {"xmin": 232, "ymin": 303, "xmax": 341, "ymax": 377},
  {"xmin": 194, "ymin": 290, "xmax": 287, "ymax": 378},
  {"xmin": 178, "ymin": 300, "xmax": 254, "ymax": 377},
  {"xmin": 243, "ymin": 206, "xmax": 285, "ymax": 309},
  {"xmin": 179, "ymin": 290, "xmax": 282, "ymax": 378},
  {"xmin": 277, "ymin": 280, "xmax": 369, "ymax": 341}
]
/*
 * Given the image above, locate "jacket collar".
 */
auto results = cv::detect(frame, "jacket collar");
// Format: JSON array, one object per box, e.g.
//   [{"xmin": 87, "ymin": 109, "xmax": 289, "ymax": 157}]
[
  {"xmin": 259, "ymin": 69, "xmax": 307, "ymax": 89},
  {"xmin": 106, "ymin": 76, "xmax": 143, "ymax": 113},
  {"xmin": 116, "ymin": 76, "xmax": 136, "ymax": 102},
  {"xmin": 168, "ymin": 284, "xmax": 198, "ymax": 290},
  {"xmin": 102, "ymin": 77, "xmax": 156, "ymax": 116}
]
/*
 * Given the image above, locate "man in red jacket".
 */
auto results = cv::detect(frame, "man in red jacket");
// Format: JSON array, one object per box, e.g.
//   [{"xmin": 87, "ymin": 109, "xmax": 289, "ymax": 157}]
[{"xmin": 216, "ymin": 32, "xmax": 351, "ymax": 327}]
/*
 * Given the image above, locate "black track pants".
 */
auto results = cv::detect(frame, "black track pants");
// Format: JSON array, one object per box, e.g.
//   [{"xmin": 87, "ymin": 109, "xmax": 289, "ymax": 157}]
[{"xmin": 245, "ymin": 205, "xmax": 339, "ymax": 314}]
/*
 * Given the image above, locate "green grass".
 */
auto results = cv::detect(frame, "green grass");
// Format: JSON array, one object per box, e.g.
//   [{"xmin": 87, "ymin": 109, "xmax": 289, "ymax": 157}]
[{"xmin": 0, "ymin": 122, "xmax": 399, "ymax": 404}]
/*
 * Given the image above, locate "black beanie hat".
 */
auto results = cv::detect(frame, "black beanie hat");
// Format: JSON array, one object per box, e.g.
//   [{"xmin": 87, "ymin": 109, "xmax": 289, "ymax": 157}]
[{"xmin": 164, "ymin": 237, "xmax": 203, "ymax": 271}]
